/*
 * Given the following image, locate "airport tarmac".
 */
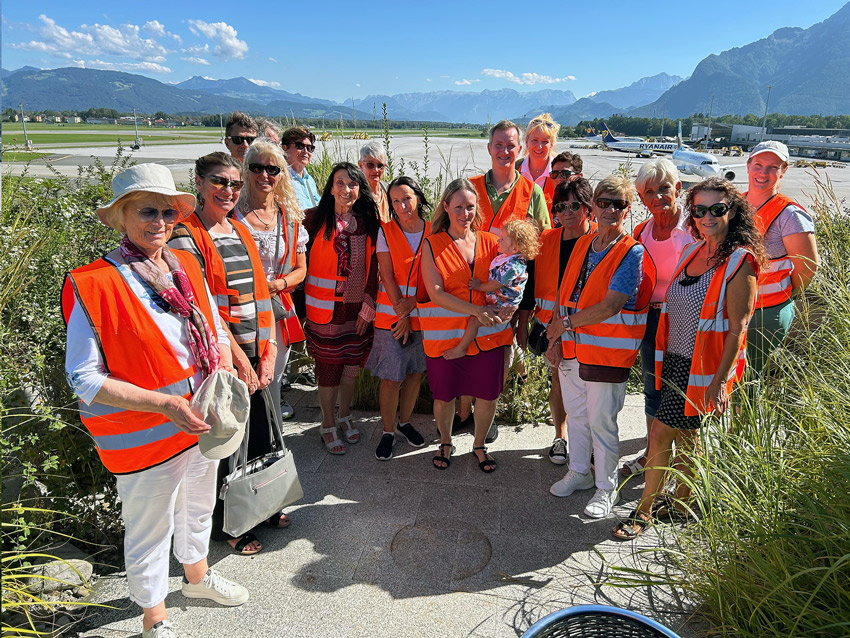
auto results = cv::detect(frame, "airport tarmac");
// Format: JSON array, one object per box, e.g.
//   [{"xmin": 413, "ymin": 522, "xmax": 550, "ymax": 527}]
[{"xmin": 5, "ymin": 135, "xmax": 849, "ymax": 207}]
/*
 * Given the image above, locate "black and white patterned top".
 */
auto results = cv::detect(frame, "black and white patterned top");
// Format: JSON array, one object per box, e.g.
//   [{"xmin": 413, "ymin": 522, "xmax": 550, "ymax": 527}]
[{"xmin": 665, "ymin": 265, "xmax": 717, "ymax": 357}]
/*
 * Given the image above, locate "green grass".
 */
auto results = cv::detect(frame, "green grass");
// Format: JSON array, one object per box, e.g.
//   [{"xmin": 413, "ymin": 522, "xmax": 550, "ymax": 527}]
[
  {"xmin": 1, "ymin": 151, "xmax": 48, "ymax": 162},
  {"xmin": 2, "ymin": 132, "xmax": 220, "ymax": 146}
]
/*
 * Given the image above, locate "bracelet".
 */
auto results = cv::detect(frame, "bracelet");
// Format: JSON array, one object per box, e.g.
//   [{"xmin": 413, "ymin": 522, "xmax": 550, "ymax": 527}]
[
  {"xmin": 562, "ymin": 315, "xmax": 572, "ymax": 330},
  {"xmin": 268, "ymin": 338, "xmax": 278, "ymax": 347},
  {"xmin": 281, "ymin": 275, "xmax": 288, "ymax": 290}
]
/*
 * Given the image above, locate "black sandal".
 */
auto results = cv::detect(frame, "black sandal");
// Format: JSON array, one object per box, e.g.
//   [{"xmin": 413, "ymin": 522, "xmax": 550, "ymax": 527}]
[
  {"xmin": 611, "ymin": 509, "xmax": 651, "ymax": 541},
  {"xmin": 473, "ymin": 446, "xmax": 496, "ymax": 473},
  {"xmin": 432, "ymin": 443, "xmax": 455, "ymax": 470},
  {"xmin": 655, "ymin": 495, "xmax": 696, "ymax": 523},
  {"xmin": 229, "ymin": 532, "xmax": 262, "ymax": 555}
]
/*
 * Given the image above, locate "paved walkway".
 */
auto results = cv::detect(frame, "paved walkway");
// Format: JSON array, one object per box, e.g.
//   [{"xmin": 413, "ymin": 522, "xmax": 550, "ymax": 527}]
[{"xmin": 76, "ymin": 385, "xmax": 701, "ymax": 638}]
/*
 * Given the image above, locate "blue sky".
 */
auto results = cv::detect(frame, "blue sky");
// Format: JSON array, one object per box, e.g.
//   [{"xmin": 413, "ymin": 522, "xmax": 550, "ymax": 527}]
[{"xmin": 2, "ymin": 1, "xmax": 847, "ymax": 102}]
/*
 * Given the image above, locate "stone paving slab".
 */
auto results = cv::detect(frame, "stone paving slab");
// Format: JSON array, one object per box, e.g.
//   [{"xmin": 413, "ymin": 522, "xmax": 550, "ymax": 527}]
[{"xmin": 74, "ymin": 388, "xmax": 702, "ymax": 638}]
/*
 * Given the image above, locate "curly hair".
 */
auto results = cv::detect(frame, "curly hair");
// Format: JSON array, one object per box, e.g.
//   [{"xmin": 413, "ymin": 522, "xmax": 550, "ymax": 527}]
[
  {"xmin": 685, "ymin": 178, "xmax": 766, "ymax": 269},
  {"xmin": 501, "ymin": 219, "xmax": 540, "ymax": 260},
  {"xmin": 430, "ymin": 178, "xmax": 483, "ymax": 234},
  {"xmin": 387, "ymin": 176, "xmax": 432, "ymax": 220},
  {"xmin": 304, "ymin": 162, "xmax": 380, "ymax": 241},
  {"xmin": 236, "ymin": 138, "xmax": 303, "ymax": 223}
]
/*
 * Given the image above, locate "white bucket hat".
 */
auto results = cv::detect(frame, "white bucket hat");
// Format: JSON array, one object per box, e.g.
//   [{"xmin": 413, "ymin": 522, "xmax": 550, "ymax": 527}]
[
  {"xmin": 96, "ymin": 163, "xmax": 196, "ymax": 227},
  {"xmin": 191, "ymin": 370, "xmax": 250, "ymax": 460}
]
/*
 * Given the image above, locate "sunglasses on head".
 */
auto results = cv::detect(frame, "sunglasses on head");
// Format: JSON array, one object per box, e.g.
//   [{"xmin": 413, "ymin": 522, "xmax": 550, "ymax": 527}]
[
  {"xmin": 292, "ymin": 141, "xmax": 316, "ymax": 153},
  {"xmin": 229, "ymin": 135, "xmax": 256, "ymax": 146},
  {"xmin": 206, "ymin": 175, "xmax": 243, "ymax": 191},
  {"xmin": 550, "ymin": 169, "xmax": 579, "ymax": 180},
  {"xmin": 137, "ymin": 207, "xmax": 179, "ymax": 223},
  {"xmin": 595, "ymin": 198, "xmax": 629, "ymax": 211},
  {"xmin": 553, "ymin": 201, "xmax": 585, "ymax": 213},
  {"xmin": 690, "ymin": 202, "xmax": 731, "ymax": 218},
  {"xmin": 248, "ymin": 163, "xmax": 282, "ymax": 176}
]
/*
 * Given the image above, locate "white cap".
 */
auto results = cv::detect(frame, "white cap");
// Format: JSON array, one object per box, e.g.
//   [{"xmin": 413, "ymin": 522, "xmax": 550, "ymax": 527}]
[
  {"xmin": 192, "ymin": 370, "xmax": 250, "ymax": 460},
  {"xmin": 749, "ymin": 140, "xmax": 789, "ymax": 163}
]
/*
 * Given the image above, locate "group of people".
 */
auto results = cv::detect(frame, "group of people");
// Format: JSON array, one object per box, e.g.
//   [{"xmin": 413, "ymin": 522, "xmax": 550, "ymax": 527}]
[{"xmin": 63, "ymin": 110, "xmax": 818, "ymax": 637}]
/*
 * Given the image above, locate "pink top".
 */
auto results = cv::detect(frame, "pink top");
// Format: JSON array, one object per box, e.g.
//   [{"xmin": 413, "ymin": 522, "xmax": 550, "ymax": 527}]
[
  {"xmin": 519, "ymin": 157, "xmax": 550, "ymax": 188},
  {"xmin": 637, "ymin": 214, "xmax": 694, "ymax": 304}
]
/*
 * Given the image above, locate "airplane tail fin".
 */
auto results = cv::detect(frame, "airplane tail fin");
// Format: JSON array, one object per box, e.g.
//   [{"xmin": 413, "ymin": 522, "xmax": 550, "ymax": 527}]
[
  {"xmin": 600, "ymin": 121, "xmax": 618, "ymax": 143},
  {"xmin": 585, "ymin": 126, "xmax": 594, "ymax": 137},
  {"xmin": 677, "ymin": 121, "xmax": 683, "ymax": 149}
]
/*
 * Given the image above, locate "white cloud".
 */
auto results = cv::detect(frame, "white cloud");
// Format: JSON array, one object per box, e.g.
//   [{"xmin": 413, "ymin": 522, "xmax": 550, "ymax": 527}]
[
  {"xmin": 585, "ymin": 91, "xmax": 597, "ymax": 97},
  {"xmin": 455, "ymin": 79, "xmax": 479, "ymax": 86},
  {"xmin": 77, "ymin": 59, "xmax": 172, "ymax": 73},
  {"xmin": 355, "ymin": 83, "xmax": 361, "ymax": 87},
  {"xmin": 426, "ymin": 78, "xmax": 432, "ymax": 82},
  {"xmin": 188, "ymin": 19, "xmax": 247, "ymax": 60},
  {"xmin": 248, "ymin": 78, "xmax": 280, "ymax": 88},
  {"xmin": 268, "ymin": 57, "xmax": 278, "ymax": 63},
  {"xmin": 181, "ymin": 56, "xmax": 210, "ymax": 65},
  {"xmin": 482, "ymin": 68, "xmax": 576, "ymax": 85},
  {"xmin": 184, "ymin": 44, "xmax": 209, "ymax": 55},
  {"xmin": 144, "ymin": 20, "xmax": 182, "ymax": 44}
]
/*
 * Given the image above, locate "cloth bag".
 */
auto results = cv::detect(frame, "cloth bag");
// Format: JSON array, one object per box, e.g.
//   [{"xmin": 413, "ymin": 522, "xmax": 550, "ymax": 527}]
[
  {"xmin": 220, "ymin": 387, "xmax": 303, "ymax": 537},
  {"xmin": 527, "ymin": 319, "xmax": 550, "ymax": 357}
]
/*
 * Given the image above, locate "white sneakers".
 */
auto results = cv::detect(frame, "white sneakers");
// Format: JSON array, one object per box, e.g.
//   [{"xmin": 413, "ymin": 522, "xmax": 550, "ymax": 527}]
[
  {"xmin": 583, "ymin": 488, "xmax": 620, "ymax": 518},
  {"xmin": 143, "ymin": 620, "xmax": 176, "ymax": 638},
  {"xmin": 181, "ymin": 568, "xmax": 249, "ymax": 606},
  {"xmin": 549, "ymin": 470, "xmax": 594, "ymax": 497}
]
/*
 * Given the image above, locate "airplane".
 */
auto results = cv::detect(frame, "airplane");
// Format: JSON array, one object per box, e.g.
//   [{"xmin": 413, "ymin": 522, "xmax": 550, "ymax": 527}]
[
  {"xmin": 671, "ymin": 122, "xmax": 744, "ymax": 181},
  {"xmin": 599, "ymin": 121, "xmax": 677, "ymax": 156}
]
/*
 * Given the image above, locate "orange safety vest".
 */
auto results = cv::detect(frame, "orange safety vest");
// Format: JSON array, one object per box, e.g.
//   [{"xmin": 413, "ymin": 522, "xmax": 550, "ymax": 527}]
[
  {"xmin": 469, "ymin": 173, "xmax": 534, "ymax": 235},
  {"xmin": 270, "ymin": 215, "xmax": 305, "ymax": 346},
  {"xmin": 175, "ymin": 213, "xmax": 274, "ymax": 356},
  {"xmin": 305, "ymin": 223, "xmax": 374, "ymax": 325},
  {"xmin": 542, "ymin": 177, "xmax": 555, "ymax": 227},
  {"xmin": 752, "ymin": 193, "xmax": 799, "ymax": 309},
  {"xmin": 375, "ymin": 219, "xmax": 431, "ymax": 331},
  {"xmin": 62, "ymin": 251, "xmax": 217, "ymax": 474},
  {"xmin": 533, "ymin": 224, "xmax": 597, "ymax": 323},
  {"xmin": 558, "ymin": 233, "xmax": 655, "ymax": 368},
  {"xmin": 654, "ymin": 242, "xmax": 757, "ymax": 416},
  {"xmin": 418, "ymin": 231, "xmax": 513, "ymax": 357}
]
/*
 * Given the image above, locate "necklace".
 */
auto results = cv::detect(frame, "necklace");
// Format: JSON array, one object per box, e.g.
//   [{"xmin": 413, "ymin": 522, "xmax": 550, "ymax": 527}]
[
  {"xmin": 592, "ymin": 232, "xmax": 624, "ymax": 253},
  {"xmin": 251, "ymin": 208, "xmax": 275, "ymax": 231}
]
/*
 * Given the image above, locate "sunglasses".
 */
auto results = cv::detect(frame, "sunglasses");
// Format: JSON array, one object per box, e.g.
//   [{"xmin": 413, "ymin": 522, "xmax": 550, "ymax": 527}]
[
  {"xmin": 248, "ymin": 163, "xmax": 282, "ymax": 176},
  {"xmin": 553, "ymin": 201, "xmax": 585, "ymax": 213},
  {"xmin": 690, "ymin": 202, "xmax": 731, "ymax": 218},
  {"xmin": 229, "ymin": 135, "xmax": 256, "ymax": 146},
  {"xmin": 365, "ymin": 161, "xmax": 386, "ymax": 170},
  {"xmin": 550, "ymin": 169, "xmax": 579, "ymax": 180},
  {"xmin": 292, "ymin": 141, "xmax": 316, "ymax": 153},
  {"xmin": 595, "ymin": 198, "xmax": 630, "ymax": 211},
  {"xmin": 137, "ymin": 207, "xmax": 179, "ymax": 223},
  {"xmin": 206, "ymin": 175, "xmax": 244, "ymax": 191}
]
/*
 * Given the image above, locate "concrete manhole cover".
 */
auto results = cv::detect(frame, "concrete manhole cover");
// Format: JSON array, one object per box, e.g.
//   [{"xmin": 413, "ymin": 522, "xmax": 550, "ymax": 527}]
[{"xmin": 390, "ymin": 520, "xmax": 492, "ymax": 579}]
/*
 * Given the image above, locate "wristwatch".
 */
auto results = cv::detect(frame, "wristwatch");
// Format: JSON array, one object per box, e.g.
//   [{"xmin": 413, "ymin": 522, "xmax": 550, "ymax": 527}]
[{"xmin": 561, "ymin": 315, "xmax": 572, "ymax": 330}]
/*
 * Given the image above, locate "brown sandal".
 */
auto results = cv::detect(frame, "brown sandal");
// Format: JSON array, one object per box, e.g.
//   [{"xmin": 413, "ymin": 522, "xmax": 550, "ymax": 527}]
[{"xmin": 611, "ymin": 509, "xmax": 652, "ymax": 541}]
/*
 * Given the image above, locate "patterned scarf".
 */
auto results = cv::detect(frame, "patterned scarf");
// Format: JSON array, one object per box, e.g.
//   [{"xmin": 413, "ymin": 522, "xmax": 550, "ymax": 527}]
[
  {"xmin": 119, "ymin": 236, "xmax": 220, "ymax": 377},
  {"xmin": 333, "ymin": 214, "xmax": 357, "ymax": 276}
]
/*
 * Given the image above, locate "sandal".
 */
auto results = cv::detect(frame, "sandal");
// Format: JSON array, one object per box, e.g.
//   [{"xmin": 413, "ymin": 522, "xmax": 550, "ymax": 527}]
[
  {"xmin": 267, "ymin": 512, "xmax": 291, "ymax": 528},
  {"xmin": 655, "ymin": 494, "xmax": 696, "ymax": 523},
  {"xmin": 473, "ymin": 446, "xmax": 497, "ymax": 473},
  {"xmin": 228, "ymin": 532, "xmax": 262, "ymax": 556},
  {"xmin": 319, "ymin": 424, "xmax": 346, "ymax": 455},
  {"xmin": 620, "ymin": 455, "xmax": 646, "ymax": 477},
  {"xmin": 611, "ymin": 509, "xmax": 652, "ymax": 541},
  {"xmin": 432, "ymin": 443, "xmax": 455, "ymax": 470},
  {"xmin": 337, "ymin": 415, "xmax": 360, "ymax": 444}
]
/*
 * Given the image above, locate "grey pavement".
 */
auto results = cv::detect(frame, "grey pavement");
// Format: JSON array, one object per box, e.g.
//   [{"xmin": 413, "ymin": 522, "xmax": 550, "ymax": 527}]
[{"xmin": 74, "ymin": 385, "xmax": 703, "ymax": 638}]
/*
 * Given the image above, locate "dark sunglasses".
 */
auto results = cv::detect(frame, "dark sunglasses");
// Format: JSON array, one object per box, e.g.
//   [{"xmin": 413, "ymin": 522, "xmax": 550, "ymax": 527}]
[
  {"xmin": 292, "ymin": 141, "xmax": 316, "ymax": 153},
  {"xmin": 690, "ymin": 202, "xmax": 731, "ymax": 218},
  {"xmin": 365, "ymin": 161, "xmax": 386, "ymax": 170},
  {"xmin": 248, "ymin": 163, "xmax": 282, "ymax": 176},
  {"xmin": 553, "ymin": 201, "xmax": 585, "ymax": 213},
  {"xmin": 137, "ymin": 207, "xmax": 179, "ymax": 223},
  {"xmin": 550, "ymin": 169, "xmax": 579, "ymax": 180},
  {"xmin": 595, "ymin": 198, "xmax": 629, "ymax": 211},
  {"xmin": 229, "ymin": 135, "xmax": 256, "ymax": 146},
  {"xmin": 206, "ymin": 175, "xmax": 243, "ymax": 190}
]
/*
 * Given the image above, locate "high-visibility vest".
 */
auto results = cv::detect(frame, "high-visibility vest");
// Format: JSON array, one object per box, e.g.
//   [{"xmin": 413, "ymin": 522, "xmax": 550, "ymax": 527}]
[
  {"xmin": 533, "ymin": 225, "xmax": 596, "ymax": 323},
  {"xmin": 305, "ymin": 223, "xmax": 374, "ymax": 325},
  {"xmin": 62, "ymin": 251, "xmax": 217, "ymax": 474},
  {"xmin": 752, "ymin": 193, "xmax": 799, "ymax": 309},
  {"xmin": 271, "ymin": 215, "xmax": 305, "ymax": 346},
  {"xmin": 375, "ymin": 219, "xmax": 431, "ymax": 331},
  {"xmin": 558, "ymin": 233, "xmax": 655, "ymax": 368},
  {"xmin": 418, "ymin": 231, "xmax": 513, "ymax": 358},
  {"xmin": 654, "ymin": 242, "xmax": 757, "ymax": 416},
  {"xmin": 174, "ymin": 213, "xmax": 274, "ymax": 356},
  {"xmin": 469, "ymin": 173, "xmax": 534, "ymax": 235},
  {"xmin": 543, "ymin": 177, "xmax": 555, "ymax": 227}
]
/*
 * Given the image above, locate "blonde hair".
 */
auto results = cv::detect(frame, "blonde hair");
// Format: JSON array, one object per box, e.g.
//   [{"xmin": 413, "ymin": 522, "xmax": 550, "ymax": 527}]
[
  {"xmin": 594, "ymin": 175, "xmax": 635, "ymax": 205},
  {"xmin": 430, "ymin": 178, "xmax": 483, "ymax": 234},
  {"xmin": 524, "ymin": 113, "xmax": 560, "ymax": 156},
  {"xmin": 237, "ymin": 137, "xmax": 303, "ymax": 223},
  {"xmin": 109, "ymin": 191, "xmax": 179, "ymax": 234},
  {"xmin": 635, "ymin": 157, "xmax": 680, "ymax": 193},
  {"xmin": 501, "ymin": 219, "xmax": 540, "ymax": 260}
]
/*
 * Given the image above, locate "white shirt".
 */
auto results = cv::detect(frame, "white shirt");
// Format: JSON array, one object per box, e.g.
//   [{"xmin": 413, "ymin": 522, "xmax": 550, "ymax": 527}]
[{"xmin": 519, "ymin": 156, "xmax": 551, "ymax": 188}]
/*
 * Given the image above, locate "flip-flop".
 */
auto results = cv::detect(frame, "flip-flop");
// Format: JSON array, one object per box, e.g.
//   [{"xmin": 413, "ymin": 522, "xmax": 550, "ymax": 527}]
[
  {"xmin": 229, "ymin": 532, "xmax": 262, "ymax": 555},
  {"xmin": 266, "ymin": 512, "xmax": 291, "ymax": 528}
]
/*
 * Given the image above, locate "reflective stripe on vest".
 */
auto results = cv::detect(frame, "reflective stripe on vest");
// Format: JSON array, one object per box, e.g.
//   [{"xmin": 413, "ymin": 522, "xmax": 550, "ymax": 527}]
[
  {"xmin": 62, "ymin": 251, "xmax": 216, "ymax": 474},
  {"xmin": 469, "ymin": 173, "xmax": 534, "ymax": 236},
  {"xmin": 375, "ymin": 220, "xmax": 430, "ymax": 331},
  {"xmin": 534, "ymin": 224, "xmax": 597, "ymax": 324},
  {"xmin": 654, "ymin": 244, "xmax": 756, "ymax": 416},
  {"xmin": 753, "ymin": 193, "xmax": 800, "ymax": 309},
  {"xmin": 419, "ymin": 231, "xmax": 511, "ymax": 357}
]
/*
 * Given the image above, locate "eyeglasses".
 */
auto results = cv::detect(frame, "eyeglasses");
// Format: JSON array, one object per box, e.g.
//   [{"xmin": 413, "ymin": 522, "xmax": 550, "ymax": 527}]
[
  {"xmin": 365, "ymin": 161, "xmax": 385, "ymax": 170},
  {"xmin": 553, "ymin": 201, "xmax": 584, "ymax": 213},
  {"xmin": 291, "ymin": 141, "xmax": 316, "ymax": 153},
  {"xmin": 690, "ymin": 202, "xmax": 731, "ymax": 218},
  {"xmin": 595, "ymin": 198, "xmax": 630, "ymax": 211},
  {"xmin": 206, "ymin": 175, "xmax": 244, "ymax": 191},
  {"xmin": 137, "ymin": 207, "xmax": 179, "ymax": 223},
  {"xmin": 248, "ymin": 163, "xmax": 282, "ymax": 176},
  {"xmin": 550, "ymin": 169, "xmax": 579, "ymax": 180},
  {"xmin": 228, "ymin": 135, "xmax": 256, "ymax": 146}
]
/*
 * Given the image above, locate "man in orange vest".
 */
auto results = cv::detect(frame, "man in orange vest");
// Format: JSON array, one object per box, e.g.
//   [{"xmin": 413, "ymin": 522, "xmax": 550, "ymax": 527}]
[{"xmin": 744, "ymin": 141, "xmax": 818, "ymax": 374}]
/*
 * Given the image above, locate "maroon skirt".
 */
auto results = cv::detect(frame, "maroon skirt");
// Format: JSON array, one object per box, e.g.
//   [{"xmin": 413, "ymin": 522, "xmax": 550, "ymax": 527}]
[{"xmin": 425, "ymin": 346, "xmax": 506, "ymax": 402}]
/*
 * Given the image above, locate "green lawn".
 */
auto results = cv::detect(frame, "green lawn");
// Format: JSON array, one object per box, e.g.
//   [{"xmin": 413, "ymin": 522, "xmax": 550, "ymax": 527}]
[
  {"xmin": 1, "ymin": 151, "xmax": 49, "ymax": 162},
  {"xmin": 1, "ymin": 132, "xmax": 221, "ymax": 146}
]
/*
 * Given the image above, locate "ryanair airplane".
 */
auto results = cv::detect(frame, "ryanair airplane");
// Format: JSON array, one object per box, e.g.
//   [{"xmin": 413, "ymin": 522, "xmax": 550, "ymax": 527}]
[{"xmin": 600, "ymin": 121, "xmax": 678, "ymax": 156}]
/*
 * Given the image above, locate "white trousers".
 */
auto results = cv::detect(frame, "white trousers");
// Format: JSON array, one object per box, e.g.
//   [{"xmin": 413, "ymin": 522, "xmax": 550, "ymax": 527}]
[
  {"xmin": 272, "ymin": 320, "xmax": 293, "ymax": 386},
  {"xmin": 114, "ymin": 446, "xmax": 218, "ymax": 609},
  {"xmin": 558, "ymin": 359, "xmax": 626, "ymax": 491}
]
